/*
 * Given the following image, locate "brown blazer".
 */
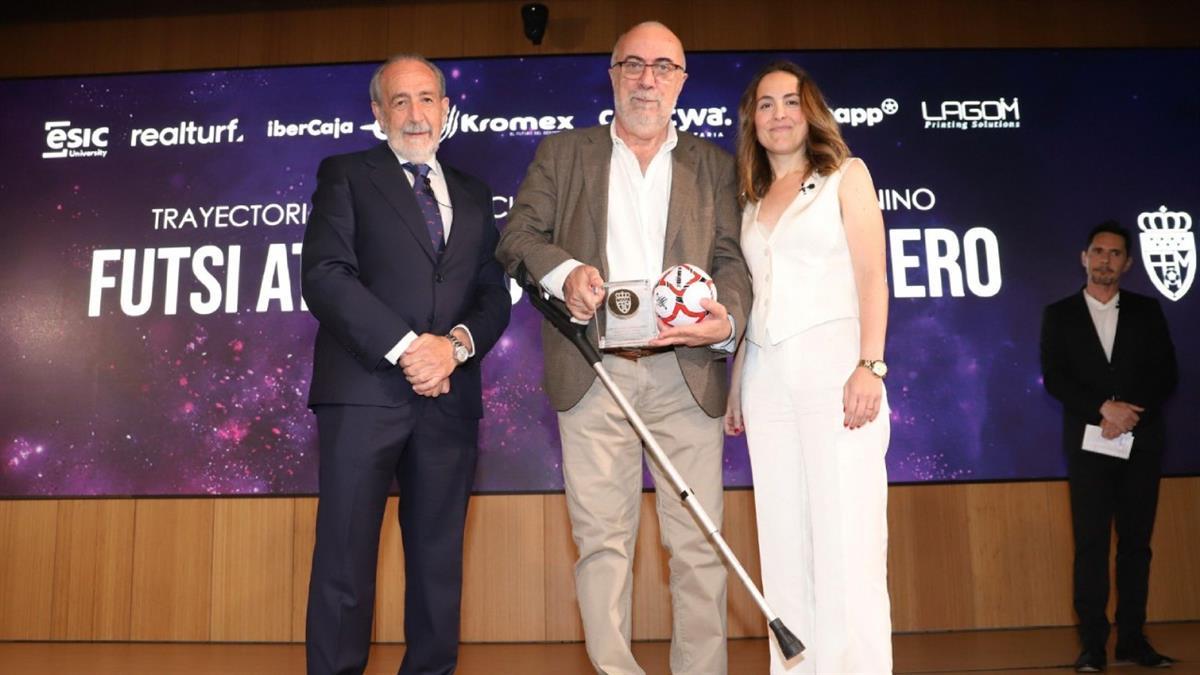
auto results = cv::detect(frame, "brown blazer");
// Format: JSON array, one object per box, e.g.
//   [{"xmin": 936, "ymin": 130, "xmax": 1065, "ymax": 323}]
[{"xmin": 496, "ymin": 125, "xmax": 751, "ymax": 416}]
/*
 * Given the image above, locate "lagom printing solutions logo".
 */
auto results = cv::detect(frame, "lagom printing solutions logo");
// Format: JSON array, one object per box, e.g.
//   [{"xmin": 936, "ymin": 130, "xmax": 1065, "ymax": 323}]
[
  {"xmin": 42, "ymin": 120, "xmax": 110, "ymax": 159},
  {"xmin": 921, "ymin": 97, "xmax": 1020, "ymax": 130},
  {"xmin": 1139, "ymin": 205, "xmax": 1195, "ymax": 302}
]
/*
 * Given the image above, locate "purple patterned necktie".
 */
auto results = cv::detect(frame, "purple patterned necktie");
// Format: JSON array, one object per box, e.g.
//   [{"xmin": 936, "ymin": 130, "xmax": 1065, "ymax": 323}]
[{"xmin": 402, "ymin": 162, "xmax": 445, "ymax": 255}]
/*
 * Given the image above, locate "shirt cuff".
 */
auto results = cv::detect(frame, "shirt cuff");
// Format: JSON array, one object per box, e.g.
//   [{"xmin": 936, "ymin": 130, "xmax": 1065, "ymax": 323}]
[
  {"xmin": 452, "ymin": 323, "xmax": 476, "ymax": 357},
  {"xmin": 541, "ymin": 259, "xmax": 584, "ymax": 301},
  {"xmin": 709, "ymin": 316, "xmax": 736, "ymax": 354},
  {"xmin": 385, "ymin": 331, "xmax": 419, "ymax": 365}
]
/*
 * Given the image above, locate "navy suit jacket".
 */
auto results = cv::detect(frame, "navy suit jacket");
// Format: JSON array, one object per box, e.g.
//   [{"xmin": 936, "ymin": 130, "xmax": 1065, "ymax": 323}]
[
  {"xmin": 301, "ymin": 142, "xmax": 511, "ymax": 418},
  {"xmin": 1040, "ymin": 288, "xmax": 1177, "ymax": 455}
]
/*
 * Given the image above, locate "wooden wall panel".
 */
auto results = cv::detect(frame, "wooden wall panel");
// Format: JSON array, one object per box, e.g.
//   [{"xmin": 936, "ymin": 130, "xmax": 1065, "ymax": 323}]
[
  {"xmin": 963, "ymin": 483, "xmax": 1074, "ymax": 629},
  {"xmin": 128, "ymin": 499, "xmax": 214, "ymax": 640},
  {"xmin": 0, "ymin": 0, "xmax": 1194, "ymax": 79},
  {"xmin": 458, "ymin": 2, "xmax": 517, "ymax": 56},
  {"xmin": 83, "ymin": 19, "xmax": 169, "ymax": 75},
  {"xmin": 461, "ymin": 495, "xmax": 547, "ymax": 641},
  {"xmin": 1147, "ymin": 479, "xmax": 1200, "ymax": 621},
  {"xmin": 887, "ymin": 484, "xmax": 976, "ymax": 631},
  {"xmin": 402, "ymin": 3, "xmax": 468, "ymax": 60},
  {"xmin": 291, "ymin": 497, "xmax": 317, "ymax": 641},
  {"xmin": 1, "ymin": 479, "xmax": 1198, "ymax": 643},
  {"xmin": 529, "ymin": 0, "xmax": 617, "ymax": 54},
  {"xmin": 373, "ymin": 496, "xmax": 407, "ymax": 642},
  {"xmin": 630, "ymin": 494, "xmax": 673, "ymax": 640},
  {"xmin": 159, "ymin": 14, "xmax": 249, "ymax": 72},
  {"xmin": 270, "ymin": 7, "xmax": 390, "ymax": 66},
  {"xmin": 0, "ymin": 501, "xmax": 58, "ymax": 639},
  {"xmin": 210, "ymin": 498, "xmax": 294, "ymax": 641},
  {"xmin": 722, "ymin": 489, "xmax": 766, "ymax": 639},
  {"xmin": 50, "ymin": 500, "xmax": 135, "ymax": 640},
  {"xmin": 543, "ymin": 493, "xmax": 586, "ymax": 642}
]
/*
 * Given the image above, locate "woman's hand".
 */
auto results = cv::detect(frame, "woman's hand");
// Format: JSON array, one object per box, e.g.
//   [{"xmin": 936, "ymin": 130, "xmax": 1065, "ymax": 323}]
[
  {"xmin": 724, "ymin": 342, "xmax": 747, "ymax": 436},
  {"xmin": 843, "ymin": 366, "xmax": 883, "ymax": 430},
  {"xmin": 724, "ymin": 389, "xmax": 744, "ymax": 436}
]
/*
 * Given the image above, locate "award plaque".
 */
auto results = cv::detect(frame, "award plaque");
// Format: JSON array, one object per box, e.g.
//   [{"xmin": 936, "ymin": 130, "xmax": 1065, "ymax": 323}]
[{"xmin": 597, "ymin": 279, "xmax": 657, "ymax": 349}]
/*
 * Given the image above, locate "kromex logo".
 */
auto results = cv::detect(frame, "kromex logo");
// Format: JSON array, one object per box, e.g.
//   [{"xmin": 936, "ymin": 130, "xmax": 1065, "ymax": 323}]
[
  {"xmin": 43, "ymin": 121, "xmax": 109, "ymax": 159},
  {"xmin": 599, "ymin": 106, "xmax": 734, "ymax": 138},
  {"xmin": 442, "ymin": 106, "xmax": 574, "ymax": 139},
  {"xmin": 832, "ymin": 98, "xmax": 899, "ymax": 128},
  {"xmin": 921, "ymin": 97, "xmax": 1021, "ymax": 130},
  {"xmin": 267, "ymin": 118, "xmax": 355, "ymax": 140},
  {"xmin": 361, "ymin": 105, "xmax": 574, "ymax": 142},
  {"xmin": 130, "ymin": 118, "xmax": 244, "ymax": 147}
]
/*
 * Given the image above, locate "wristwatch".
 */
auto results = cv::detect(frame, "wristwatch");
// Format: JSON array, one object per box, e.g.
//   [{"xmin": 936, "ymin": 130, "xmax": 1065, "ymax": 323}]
[
  {"xmin": 859, "ymin": 359, "xmax": 888, "ymax": 379},
  {"xmin": 447, "ymin": 333, "xmax": 470, "ymax": 365}
]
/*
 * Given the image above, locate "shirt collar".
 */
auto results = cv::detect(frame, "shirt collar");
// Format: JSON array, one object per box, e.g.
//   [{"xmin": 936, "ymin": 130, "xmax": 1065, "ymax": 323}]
[
  {"xmin": 1083, "ymin": 288, "xmax": 1120, "ymax": 311},
  {"xmin": 388, "ymin": 146, "xmax": 442, "ymax": 178},
  {"xmin": 609, "ymin": 122, "xmax": 679, "ymax": 156}
]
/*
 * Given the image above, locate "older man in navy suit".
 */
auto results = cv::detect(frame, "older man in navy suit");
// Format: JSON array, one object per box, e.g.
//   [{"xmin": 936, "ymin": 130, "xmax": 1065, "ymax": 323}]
[{"xmin": 301, "ymin": 54, "xmax": 510, "ymax": 675}]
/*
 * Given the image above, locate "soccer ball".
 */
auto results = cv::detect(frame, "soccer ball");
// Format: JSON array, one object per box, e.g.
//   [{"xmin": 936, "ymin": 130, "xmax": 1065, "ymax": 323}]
[{"xmin": 653, "ymin": 264, "xmax": 717, "ymax": 327}]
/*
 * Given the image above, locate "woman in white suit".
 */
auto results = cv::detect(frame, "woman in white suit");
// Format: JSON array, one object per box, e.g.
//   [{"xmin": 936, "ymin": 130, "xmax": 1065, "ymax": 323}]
[{"xmin": 725, "ymin": 61, "xmax": 892, "ymax": 674}]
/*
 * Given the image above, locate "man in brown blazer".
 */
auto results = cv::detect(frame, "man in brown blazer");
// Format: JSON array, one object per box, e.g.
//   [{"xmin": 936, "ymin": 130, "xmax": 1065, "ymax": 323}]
[{"xmin": 496, "ymin": 21, "xmax": 750, "ymax": 675}]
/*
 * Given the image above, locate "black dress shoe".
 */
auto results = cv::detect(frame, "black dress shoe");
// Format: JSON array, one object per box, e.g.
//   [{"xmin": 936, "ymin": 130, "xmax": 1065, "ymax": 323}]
[
  {"xmin": 1115, "ymin": 640, "xmax": 1174, "ymax": 668},
  {"xmin": 1075, "ymin": 648, "xmax": 1106, "ymax": 672}
]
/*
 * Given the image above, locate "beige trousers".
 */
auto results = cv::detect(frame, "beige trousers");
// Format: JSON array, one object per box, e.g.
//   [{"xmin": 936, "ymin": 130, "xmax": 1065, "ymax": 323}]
[{"xmin": 558, "ymin": 352, "xmax": 728, "ymax": 675}]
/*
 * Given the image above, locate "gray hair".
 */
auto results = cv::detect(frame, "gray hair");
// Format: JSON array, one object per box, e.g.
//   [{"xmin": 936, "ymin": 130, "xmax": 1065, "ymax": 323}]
[
  {"xmin": 610, "ymin": 21, "xmax": 686, "ymax": 70},
  {"xmin": 369, "ymin": 54, "xmax": 446, "ymax": 104}
]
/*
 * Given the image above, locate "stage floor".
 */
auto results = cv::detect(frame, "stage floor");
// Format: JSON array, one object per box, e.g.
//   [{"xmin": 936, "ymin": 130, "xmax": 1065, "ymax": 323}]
[{"xmin": 1, "ymin": 622, "xmax": 1196, "ymax": 673}]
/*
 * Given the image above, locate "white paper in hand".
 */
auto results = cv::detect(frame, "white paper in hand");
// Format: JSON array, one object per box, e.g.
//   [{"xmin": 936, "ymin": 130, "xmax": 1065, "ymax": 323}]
[{"xmin": 1082, "ymin": 424, "xmax": 1134, "ymax": 460}]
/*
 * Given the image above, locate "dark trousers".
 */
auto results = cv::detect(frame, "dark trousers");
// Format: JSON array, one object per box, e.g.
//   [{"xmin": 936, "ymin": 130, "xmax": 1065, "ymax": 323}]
[
  {"xmin": 1067, "ymin": 443, "xmax": 1162, "ymax": 651},
  {"xmin": 306, "ymin": 402, "xmax": 479, "ymax": 675}
]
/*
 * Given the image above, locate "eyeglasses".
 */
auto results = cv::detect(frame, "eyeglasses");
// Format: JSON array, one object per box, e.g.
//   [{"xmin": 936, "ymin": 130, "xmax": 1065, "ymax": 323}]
[{"xmin": 610, "ymin": 58, "xmax": 685, "ymax": 80}]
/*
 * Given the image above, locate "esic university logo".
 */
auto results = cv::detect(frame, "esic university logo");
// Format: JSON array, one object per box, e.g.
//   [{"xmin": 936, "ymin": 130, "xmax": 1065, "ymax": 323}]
[
  {"xmin": 1139, "ymin": 205, "xmax": 1194, "ymax": 302},
  {"xmin": 43, "ymin": 120, "xmax": 109, "ymax": 159},
  {"xmin": 921, "ymin": 97, "xmax": 1020, "ymax": 130}
]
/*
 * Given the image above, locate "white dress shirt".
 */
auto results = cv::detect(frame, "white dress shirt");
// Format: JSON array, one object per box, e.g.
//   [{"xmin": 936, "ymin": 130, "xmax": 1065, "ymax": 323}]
[
  {"xmin": 382, "ymin": 149, "xmax": 474, "ymax": 365},
  {"xmin": 540, "ymin": 125, "xmax": 734, "ymax": 350},
  {"xmin": 605, "ymin": 123, "xmax": 675, "ymax": 284},
  {"xmin": 1083, "ymin": 289, "xmax": 1119, "ymax": 362}
]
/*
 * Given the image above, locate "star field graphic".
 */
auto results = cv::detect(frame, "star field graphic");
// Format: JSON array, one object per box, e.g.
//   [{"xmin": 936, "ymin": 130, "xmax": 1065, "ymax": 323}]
[{"xmin": 1, "ymin": 50, "xmax": 1197, "ymax": 496}]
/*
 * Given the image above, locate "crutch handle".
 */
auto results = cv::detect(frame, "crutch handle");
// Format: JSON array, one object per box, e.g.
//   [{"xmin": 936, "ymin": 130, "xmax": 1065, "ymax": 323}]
[{"xmin": 515, "ymin": 266, "xmax": 602, "ymax": 367}]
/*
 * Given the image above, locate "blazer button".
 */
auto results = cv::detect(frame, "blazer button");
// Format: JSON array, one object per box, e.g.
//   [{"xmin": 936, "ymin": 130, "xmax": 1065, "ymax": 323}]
[{"xmin": 435, "ymin": 273, "xmax": 445, "ymax": 283}]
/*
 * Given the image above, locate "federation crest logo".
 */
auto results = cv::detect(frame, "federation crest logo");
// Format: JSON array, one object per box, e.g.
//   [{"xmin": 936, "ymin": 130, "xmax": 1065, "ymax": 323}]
[
  {"xmin": 1138, "ymin": 205, "xmax": 1194, "ymax": 302},
  {"xmin": 608, "ymin": 289, "xmax": 639, "ymax": 317}
]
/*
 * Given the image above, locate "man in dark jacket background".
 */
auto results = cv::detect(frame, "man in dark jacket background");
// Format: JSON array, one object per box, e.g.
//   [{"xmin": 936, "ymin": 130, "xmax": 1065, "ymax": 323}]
[{"xmin": 1040, "ymin": 220, "xmax": 1178, "ymax": 672}]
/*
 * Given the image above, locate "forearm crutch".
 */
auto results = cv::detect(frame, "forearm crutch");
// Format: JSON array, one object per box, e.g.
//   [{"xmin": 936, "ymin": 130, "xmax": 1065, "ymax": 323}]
[{"xmin": 519, "ymin": 274, "xmax": 804, "ymax": 660}]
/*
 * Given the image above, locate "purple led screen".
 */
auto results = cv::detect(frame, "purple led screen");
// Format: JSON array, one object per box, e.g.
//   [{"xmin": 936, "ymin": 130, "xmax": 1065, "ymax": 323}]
[{"xmin": 1, "ymin": 49, "xmax": 1197, "ymax": 496}]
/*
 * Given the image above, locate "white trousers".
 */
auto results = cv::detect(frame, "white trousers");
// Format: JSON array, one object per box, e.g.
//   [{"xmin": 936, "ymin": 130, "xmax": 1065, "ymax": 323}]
[{"xmin": 742, "ymin": 318, "xmax": 892, "ymax": 674}]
